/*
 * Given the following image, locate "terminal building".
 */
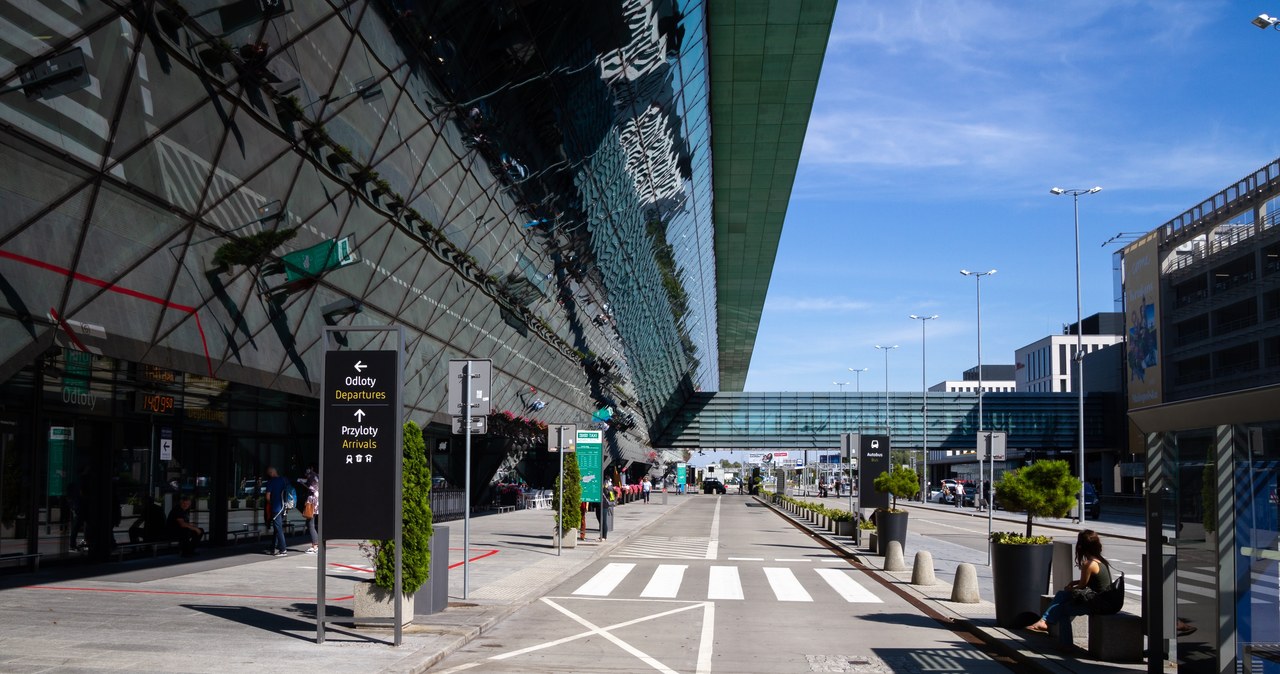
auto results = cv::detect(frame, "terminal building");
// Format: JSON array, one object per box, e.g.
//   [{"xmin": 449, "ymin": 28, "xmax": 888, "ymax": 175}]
[
  {"xmin": 0, "ymin": 1, "xmax": 839, "ymax": 565},
  {"xmin": 1120, "ymin": 158, "xmax": 1280, "ymax": 672}
]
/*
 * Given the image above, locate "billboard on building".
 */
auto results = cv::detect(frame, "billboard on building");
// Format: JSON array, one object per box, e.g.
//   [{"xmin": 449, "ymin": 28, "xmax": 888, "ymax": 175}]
[{"xmin": 1123, "ymin": 232, "xmax": 1162, "ymax": 409}]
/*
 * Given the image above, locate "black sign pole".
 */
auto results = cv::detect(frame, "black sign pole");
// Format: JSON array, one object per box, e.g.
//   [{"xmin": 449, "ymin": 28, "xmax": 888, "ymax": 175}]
[
  {"xmin": 463, "ymin": 360, "xmax": 471, "ymax": 600},
  {"xmin": 393, "ymin": 325, "xmax": 404, "ymax": 647},
  {"xmin": 315, "ymin": 325, "xmax": 404, "ymax": 646},
  {"xmin": 556, "ymin": 425, "xmax": 563, "ymax": 556}
]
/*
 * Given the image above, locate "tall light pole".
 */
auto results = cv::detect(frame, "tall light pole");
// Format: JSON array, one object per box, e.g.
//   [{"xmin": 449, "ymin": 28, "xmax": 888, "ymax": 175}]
[
  {"xmin": 1050, "ymin": 185, "xmax": 1101, "ymax": 523},
  {"xmin": 910, "ymin": 314, "xmax": 938, "ymax": 500},
  {"xmin": 874, "ymin": 345, "xmax": 899, "ymax": 436},
  {"xmin": 848, "ymin": 367, "xmax": 868, "ymax": 392},
  {"xmin": 833, "ymin": 381, "xmax": 850, "ymax": 392},
  {"xmin": 961, "ymin": 269, "xmax": 996, "ymax": 558}
]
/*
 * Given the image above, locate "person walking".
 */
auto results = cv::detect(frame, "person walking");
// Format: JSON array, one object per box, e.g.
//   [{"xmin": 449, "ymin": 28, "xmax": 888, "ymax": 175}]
[
  {"xmin": 1027, "ymin": 530, "xmax": 1114, "ymax": 646},
  {"xmin": 641, "ymin": 476, "xmax": 651, "ymax": 504},
  {"xmin": 297, "ymin": 467, "xmax": 319, "ymax": 554},
  {"xmin": 263, "ymin": 467, "xmax": 290, "ymax": 557}
]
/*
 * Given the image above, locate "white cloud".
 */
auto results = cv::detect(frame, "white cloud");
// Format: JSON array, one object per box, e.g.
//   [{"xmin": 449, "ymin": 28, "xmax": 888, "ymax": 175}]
[{"xmin": 763, "ymin": 296, "xmax": 871, "ymax": 312}]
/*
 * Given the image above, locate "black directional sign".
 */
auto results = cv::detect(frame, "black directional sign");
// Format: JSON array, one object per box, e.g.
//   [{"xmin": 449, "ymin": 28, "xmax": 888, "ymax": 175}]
[
  {"xmin": 858, "ymin": 435, "xmax": 891, "ymax": 511},
  {"xmin": 322, "ymin": 349, "xmax": 398, "ymax": 540}
]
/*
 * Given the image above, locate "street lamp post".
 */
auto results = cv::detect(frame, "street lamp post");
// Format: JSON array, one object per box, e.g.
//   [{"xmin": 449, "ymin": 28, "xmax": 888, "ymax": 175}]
[
  {"xmin": 1050, "ymin": 185, "xmax": 1101, "ymax": 523},
  {"xmin": 961, "ymin": 269, "xmax": 996, "ymax": 550},
  {"xmin": 848, "ymin": 367, "xmax": 868, "ymax": 392},
  {"xmin": 874, "ymin": 345, "xmax": 899, "ymax": 436},
  {"xmin": 833, "ymin": 381, "xmax": 850, "ymax": 392},
  {"xmin": 910, "ymin": 314, "xmax": 938, "ymax": 501}
]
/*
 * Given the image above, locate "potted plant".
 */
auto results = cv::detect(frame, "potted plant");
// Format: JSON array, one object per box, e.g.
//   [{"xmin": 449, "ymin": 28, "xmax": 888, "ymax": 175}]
[
  {"xmin": 355, "ymin": 421, "xmax": 433, "ymax": 625},
  {"xmin": 989, "ymin": 459, "xmax": 1080, "ymax": 627},
  {"xmin": 829, "ymin": 508, "xmax": 855, "ymax": 536},
  {"xmin": 552, "ymin": 448, "xmax": 582, "ymax": 546},
  {"xmin": 872, "ymin": 466, "xmax": 919, "ymax": 555}
]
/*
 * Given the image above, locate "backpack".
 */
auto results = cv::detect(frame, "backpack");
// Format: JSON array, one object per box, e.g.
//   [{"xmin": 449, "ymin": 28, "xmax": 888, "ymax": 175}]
[
  {"xmin": 1090, "ymin": 568, "xmax": 1125, "ymax": 615},
  {"xmin": 283, "ymin": 483, "xmax": 297, "ymax": 511}
]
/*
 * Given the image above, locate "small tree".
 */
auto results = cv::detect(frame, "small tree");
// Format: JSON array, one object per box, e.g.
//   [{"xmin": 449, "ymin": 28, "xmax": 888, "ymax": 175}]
[
  {"xmin": 873, "ymin": 466, "xmax": 920, "ymax": 511},
  {"xmin": 552, "ymin": 453, "xmax": 582, "ymax": 535},
  {"xmin": 993, "ymin": 459, "xmax": 1080, "ymax": 538},
  {"xmin": 371, "ymin": 421, "xmax": 432, "ymax": 595}
]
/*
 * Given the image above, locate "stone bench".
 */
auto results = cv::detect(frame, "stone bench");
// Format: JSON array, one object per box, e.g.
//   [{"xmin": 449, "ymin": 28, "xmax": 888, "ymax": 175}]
[{"xmin": 1039, "ymin": 595, "xmax": 1143, "ymax": 661}]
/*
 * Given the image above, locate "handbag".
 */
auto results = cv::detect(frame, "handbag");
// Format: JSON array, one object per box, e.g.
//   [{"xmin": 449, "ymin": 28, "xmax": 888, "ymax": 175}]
[
  {"xmin": 302, "ymin": 500, "xmax": 315, "ymax": 519},
  {"xmin": 1091, "ymin": 570, "xmax": 1125, "ymax": 615}
]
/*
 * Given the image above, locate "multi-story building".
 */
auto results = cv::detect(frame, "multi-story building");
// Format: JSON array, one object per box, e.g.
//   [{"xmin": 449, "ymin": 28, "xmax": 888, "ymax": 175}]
[
  {"xmin": 0, "ymin": 1, "xmax": 838, "ymax": 566},
  {"xmin": 1120, "ymin": 158, "xmax": 1280, "ymax": 672},
  {"xmin": 929, "ymin": 364, "xmax": 1016, "ymax": 393},
  {"xmin": 1013, "ymin": 314, "xmax": 1122, "ymax": 393}
]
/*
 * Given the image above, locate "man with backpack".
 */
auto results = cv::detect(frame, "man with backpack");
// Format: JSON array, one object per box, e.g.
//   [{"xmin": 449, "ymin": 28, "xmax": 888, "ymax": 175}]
[{"xmin": 263, "ymin": 467, "xmax": 292, "ymax": 557}]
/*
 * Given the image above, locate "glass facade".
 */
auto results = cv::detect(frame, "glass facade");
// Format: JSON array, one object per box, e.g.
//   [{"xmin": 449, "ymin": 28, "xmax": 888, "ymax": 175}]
[{"xmin": 0, "ymin": 0, "xmax": 814, "ymax": 566}]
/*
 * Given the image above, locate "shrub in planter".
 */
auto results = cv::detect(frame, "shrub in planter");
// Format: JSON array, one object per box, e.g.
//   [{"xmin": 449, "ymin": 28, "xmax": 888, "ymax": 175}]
[
  {"xmin": 365, "ymin": 421, "xmax": 433, "ymax": 595},
  {"xmin": 552, "ymin": 451, "xmax": 582, "ymax": 538},
  {"xmin": 873, "ymin": 466, "xmax": 919, "ymax": 554},
  {"xmin": 992, "ymin": 459, "xmax": 1080, "ymax": 538},
  {"xmin": 989, "ymin": 531, "xmax": 1055, "ymax": 628}
]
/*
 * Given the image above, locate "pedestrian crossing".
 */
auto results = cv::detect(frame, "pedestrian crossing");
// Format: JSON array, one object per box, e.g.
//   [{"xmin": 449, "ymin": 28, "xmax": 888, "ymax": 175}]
[
  {"xmin": 611, "ymin": 535, "xmax": 715, "ymax": 560},
  {"xmin": 570, "ymin": 562, "xmax": 884, "ymax": 604}
]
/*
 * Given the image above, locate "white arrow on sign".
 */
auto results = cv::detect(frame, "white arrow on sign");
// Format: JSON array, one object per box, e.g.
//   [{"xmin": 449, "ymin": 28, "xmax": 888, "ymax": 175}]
[
  {"xmin": 354, "ymin": 409, "xmax": 366, "ymax": 422},
  {"xmin": 354, "ymin": 360, "xmax": 367, "ymax": 372}
]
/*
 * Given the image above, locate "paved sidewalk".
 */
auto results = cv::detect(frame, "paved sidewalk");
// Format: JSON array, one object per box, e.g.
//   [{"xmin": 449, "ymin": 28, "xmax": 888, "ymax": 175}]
[
  {"xmin": 0, "ymin": 494, "xmax": 685, "ymax": 673},
  {"xmin": 764, "ymin": 495, "xmax": 1172, "ymax": 674}
]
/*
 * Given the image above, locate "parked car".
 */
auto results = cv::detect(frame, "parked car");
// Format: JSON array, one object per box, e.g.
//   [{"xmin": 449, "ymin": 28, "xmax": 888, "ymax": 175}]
[
  {"xmin": 702, "ymin": 479, "xmax": 727, "ymax": 494},
  {"xmin": 1083, "ymin": 482, "xmax": 1101, "ymax": 519}
]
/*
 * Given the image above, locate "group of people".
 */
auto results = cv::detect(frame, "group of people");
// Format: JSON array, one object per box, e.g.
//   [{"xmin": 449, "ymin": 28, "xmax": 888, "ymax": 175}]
[
  {"xmin": 818, "ymin": 478, "xmax": 845, "ymax": 498},
  {"xmin": 134, "ymin": 466, "xmax": 320, "ymax": 559}
]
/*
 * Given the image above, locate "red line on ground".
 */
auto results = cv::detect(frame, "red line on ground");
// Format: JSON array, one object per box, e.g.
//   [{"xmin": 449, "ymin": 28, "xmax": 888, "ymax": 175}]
[
  {"xmin": 329, "ymin": 562, "xmax": 372, "ymax": 573},
  {"xmin": 449, "ymin": 548, "xmax": 499, "ymax": 569},
  {"xmin": 0, "ymin": 249, "xmax": 214, "ymax": 375},
  {"xmin": 22, "ymin": 584, "xmax": 348, "ymax": 601}
]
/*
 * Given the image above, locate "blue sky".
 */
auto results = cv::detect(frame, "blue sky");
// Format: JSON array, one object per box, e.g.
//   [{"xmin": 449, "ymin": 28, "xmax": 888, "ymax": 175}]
[{"xmin": 743, "ymin": 0, "xmax": 1280, "ymax": 393}]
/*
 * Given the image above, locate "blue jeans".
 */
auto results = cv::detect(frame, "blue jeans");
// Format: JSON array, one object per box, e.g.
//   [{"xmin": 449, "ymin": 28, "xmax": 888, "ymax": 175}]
[
  {"xmin": 272, "ymin": 509, "xmax": 287, "ymax": 553},
  {"xmin": 1043, "ymin": 589, "xmax": 1092, "ymax": 645}
]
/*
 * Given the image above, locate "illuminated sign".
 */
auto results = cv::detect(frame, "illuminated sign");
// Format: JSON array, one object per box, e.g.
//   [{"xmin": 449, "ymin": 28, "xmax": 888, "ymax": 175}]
[{"xmin": 134, "ymin": 392, "xmax": 176, "ymax": 415}]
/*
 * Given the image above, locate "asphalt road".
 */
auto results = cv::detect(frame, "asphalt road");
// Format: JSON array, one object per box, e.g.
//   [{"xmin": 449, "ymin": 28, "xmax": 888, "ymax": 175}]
[{"xmin": 430, "ymin": 495, "xmax": 1021, "ymax": 674}]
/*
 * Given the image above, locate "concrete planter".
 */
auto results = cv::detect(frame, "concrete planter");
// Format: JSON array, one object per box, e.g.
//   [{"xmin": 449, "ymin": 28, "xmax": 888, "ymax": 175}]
[
  {"xmin": 353, "ymin": 580, "xmax": 414, "ymax": 627},
  {"xmin": 834, "ymin": 520, "xmax": 854, "ymax": 536},
  {"xmin": 991, "ymin": 542, "xmax": 1053, "ymax": 628},
  {"xmin": 876, "ymin": 510, "xmax": 909, "ymax": 556},
  {"xmin": 557, "ymin": 529, "xmax": 578, "ymax": 548}
]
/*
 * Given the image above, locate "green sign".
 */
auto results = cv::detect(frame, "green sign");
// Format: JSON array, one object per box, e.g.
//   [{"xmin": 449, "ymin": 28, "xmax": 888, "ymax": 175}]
[
  {"xmin": 676, "ymin": 462, "xmax": 687, "ymax": 486},
  {"xmin": 47, "ymin": 426, "xmax": 73, "ymax": 497},
  {"xmin": 576, "ymin": 430, "xmax": 603, "ymax": 504},
  {"xmin": 281, "ymin": 237, "xmax": 356, "ymax": 282}
]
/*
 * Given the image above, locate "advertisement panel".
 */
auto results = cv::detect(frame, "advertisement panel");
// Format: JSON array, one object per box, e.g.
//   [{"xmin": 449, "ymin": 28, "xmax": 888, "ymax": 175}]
[
  {"xmin": 1123, "ymin": 232, "xmax": 1162, "ymax": 409},
  {"xmin": 577, "ymin": 430, "xmax": 603, "ymax": 503}
]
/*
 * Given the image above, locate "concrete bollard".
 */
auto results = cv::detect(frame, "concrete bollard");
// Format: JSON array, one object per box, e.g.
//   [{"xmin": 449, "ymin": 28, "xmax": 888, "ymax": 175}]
[
  {"xmin": 884, "ymin": 540, "xmax": 906, "ymax": 572},
  {"xmin": 911, "ymin": 551, "xmax": 936, "ymax": 585},
  {"xmin": 951, "ymin": 563, "xmax": 981, "ymax": 603}
]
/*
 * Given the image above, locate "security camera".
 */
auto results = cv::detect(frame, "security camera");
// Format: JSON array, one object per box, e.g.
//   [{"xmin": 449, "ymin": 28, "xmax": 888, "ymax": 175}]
[{"xmin": 1254, "ymin": 13, "xmax": 1278, "ymax": 29}]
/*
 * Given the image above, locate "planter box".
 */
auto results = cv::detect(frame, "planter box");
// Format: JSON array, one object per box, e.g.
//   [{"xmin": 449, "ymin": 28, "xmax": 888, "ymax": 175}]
[
  {"xmin": 557, "ymin": 530, "xmax": 578, "ymax": 548},
  {"xmin": 876, "ymin": 510, "xmax": 909, "ymax": 556},
  {"xmin": 353, "ymin": 580, "xmax": 414, "ymax": 627},
  {"xmin": 834, "ymin": 520, "xmax": 854, "ymax": 536},
  {"xmin": 992, "ymin": 542, "xmax": 1053, "ymax": 628}
]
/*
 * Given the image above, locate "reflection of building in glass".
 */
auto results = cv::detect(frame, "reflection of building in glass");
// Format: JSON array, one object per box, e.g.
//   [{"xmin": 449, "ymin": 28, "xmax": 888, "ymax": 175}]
[
  {"xmin": 0, "ymin": 2, "xmax": 838, "ymax": 566},
  {"xmin": 1119, "ymin": 157, "xmax": 1280, "ymax": 671}
]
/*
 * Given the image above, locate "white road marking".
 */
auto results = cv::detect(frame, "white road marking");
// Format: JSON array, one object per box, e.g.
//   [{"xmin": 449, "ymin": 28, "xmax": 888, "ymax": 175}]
[
  {"xmin": 707, "ymin": 565, "xmax": 744, "ymax": 600},
  {"xmin": 815, "ymin": 568, "xmax": 883, "ymax": 603},
  {"xmin": 764, "ymin": 567, "xmax": 812, "ymax": 602},
  {"xmin": 774, "ymin": 558, "xmax": 812, "ymax": 562},
  {"xmin": 537, "ymin": 598, "xmax": 679, "ymax": 673},
  {"xmin": 641, "ymin": 564, "xmax": 687, "ymax": 598},
  {"xmin": 573, "ymin": 563, "xmax": 635, "ymax": 596},
  {"xmin": 707, "ymin": 497, "xmax": 721, "ymax": 559},
  {"xmin": 727, "ymin": 557, "xmax": 763, "ymax": 561},
  {"xmin": 696, "ymin": 601, "xmax": 715, "ymax": 674}
]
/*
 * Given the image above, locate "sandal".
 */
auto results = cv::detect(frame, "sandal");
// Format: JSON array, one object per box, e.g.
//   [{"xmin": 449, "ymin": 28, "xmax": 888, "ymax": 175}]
[{"xmin": 1027, "ymin": 624, "xmax": 1049, "ymax": 634}]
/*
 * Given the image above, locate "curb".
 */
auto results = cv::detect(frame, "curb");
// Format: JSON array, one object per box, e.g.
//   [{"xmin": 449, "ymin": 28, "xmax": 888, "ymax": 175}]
[{"xmin": 389, "ymin": 498, "xmax": 693, "ymax": 673}]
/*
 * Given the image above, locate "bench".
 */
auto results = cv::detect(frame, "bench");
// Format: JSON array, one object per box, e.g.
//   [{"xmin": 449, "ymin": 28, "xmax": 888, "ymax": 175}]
[
  {"xmin": 1039, "ymin": 595, "xmax": 1143, "ymax": 661},
  {"xmin": 1243, "ymin": 643, "xmax": 1280, "ymax": 673},
  {"xmin": 496, "ymin": 505, "xmax": 516, "ymax": 513},
  {"xmin": 0, "ymin": 552, "xmax": 41, "ymax": 571}
]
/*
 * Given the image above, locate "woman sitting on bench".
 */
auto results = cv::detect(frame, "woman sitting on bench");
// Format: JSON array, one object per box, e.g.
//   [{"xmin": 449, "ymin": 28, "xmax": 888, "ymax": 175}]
[{"xmin": 1027, "ymin": 529, "xmax": 1112, "ymax": 646}]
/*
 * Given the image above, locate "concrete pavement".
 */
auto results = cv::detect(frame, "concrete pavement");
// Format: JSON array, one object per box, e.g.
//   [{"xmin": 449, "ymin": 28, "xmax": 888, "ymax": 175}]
[{"xmin": 770, "ymin": 494, "xmax": 1172, "ymax": 674}]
